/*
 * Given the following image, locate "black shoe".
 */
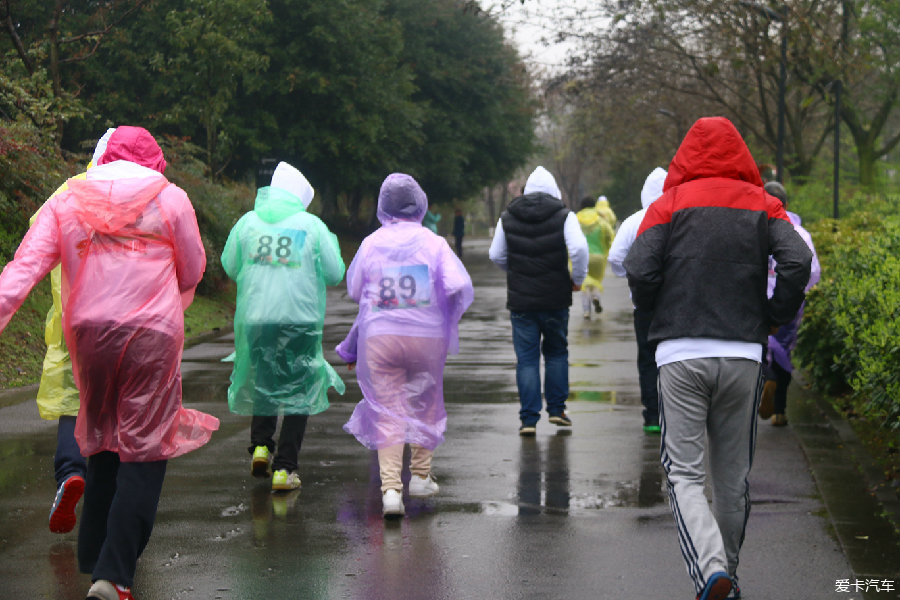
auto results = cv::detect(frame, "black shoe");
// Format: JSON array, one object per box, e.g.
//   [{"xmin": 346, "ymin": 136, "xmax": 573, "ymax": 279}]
[
  {"xmin": 548, "ymin": 412, "xmax": 572, "ymax": 427},
  {"xmin": 519, "ymin": 424, "xmax": 537, "ymax": 436},
  {"xmin": 592, "ymin": 298, "xmax": 602, "ymax": 314}
]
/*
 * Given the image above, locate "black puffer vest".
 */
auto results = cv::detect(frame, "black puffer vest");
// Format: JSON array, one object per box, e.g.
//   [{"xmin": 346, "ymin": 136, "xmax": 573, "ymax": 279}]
[{"xmin": 501, "ymin": 192, "xmax": 572, "ymax": 311}]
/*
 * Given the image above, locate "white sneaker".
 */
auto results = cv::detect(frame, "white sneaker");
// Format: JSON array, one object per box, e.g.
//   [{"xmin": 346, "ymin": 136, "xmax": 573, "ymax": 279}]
[
  {"xmin": 408, "ymin": 474, "xmax": 440, "ymax": 497},
  {"xmin": 382, "ymin": 489, "xmax": 405, "ymax": 517}
]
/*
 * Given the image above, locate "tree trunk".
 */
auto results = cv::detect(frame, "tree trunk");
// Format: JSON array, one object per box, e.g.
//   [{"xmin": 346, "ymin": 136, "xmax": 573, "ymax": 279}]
[
  {"xmin": 485, "ymin": 186, "xmax": 495, "ymax": 224},
  {"xmin": 47, "ymin": 0, "xmax": 64, "ymax": 141},
  {"xmin": 3, "ymin": 2, "xmax": 34, "ymax": 73},
  {"xmin": 856, "ymin": 143, "xmax": 876, "ymax": 187}
]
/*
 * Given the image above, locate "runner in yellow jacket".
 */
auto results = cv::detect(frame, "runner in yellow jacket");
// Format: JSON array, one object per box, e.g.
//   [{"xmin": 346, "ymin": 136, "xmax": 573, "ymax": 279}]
[
  {"xmin": 576, "ymin": 196, "xmax": 615, "ymax": 318},
  {"xmin": 30, "ymin": 127, "xmax": 115, "ymax": 534}
]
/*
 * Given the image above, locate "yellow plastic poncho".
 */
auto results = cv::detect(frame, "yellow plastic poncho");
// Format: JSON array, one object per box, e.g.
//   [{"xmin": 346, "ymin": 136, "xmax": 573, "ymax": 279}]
[
  {"xmin": 29, "ymin": 177, "xmax": 85, "ymax": 419},
  {"xmin": 29, "ymin": 129, "xmax": 115, "ymax": 419},
  {"xmin": 576, "ymin": 206, "xmax": 615, "ymax": 293},
  {"xmin": 596, "ymin": 196, "xmax": 617, "ymax": 228}
]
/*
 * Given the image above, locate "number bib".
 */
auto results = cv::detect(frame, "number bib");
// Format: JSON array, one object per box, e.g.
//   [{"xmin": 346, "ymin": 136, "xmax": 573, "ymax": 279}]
[
  {"xmin": 249, "ymin": 228, "xmax": 307, "ymax": 268},
  {"xmin": 372, "ymin": 264, "xmax": 432, "ymax": 311}
]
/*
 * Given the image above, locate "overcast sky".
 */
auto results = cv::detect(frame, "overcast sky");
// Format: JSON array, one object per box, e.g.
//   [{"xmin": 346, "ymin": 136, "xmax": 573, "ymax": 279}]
[{"xmin": 483, "ymin": 0, "xmax": 605, "ymax": 73}]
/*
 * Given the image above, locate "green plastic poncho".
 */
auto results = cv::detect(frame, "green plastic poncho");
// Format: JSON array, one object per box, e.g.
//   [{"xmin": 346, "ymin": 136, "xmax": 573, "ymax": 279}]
[{"xmin": 222, "ymin": 184, "xmax": 346, "ymax": 416}]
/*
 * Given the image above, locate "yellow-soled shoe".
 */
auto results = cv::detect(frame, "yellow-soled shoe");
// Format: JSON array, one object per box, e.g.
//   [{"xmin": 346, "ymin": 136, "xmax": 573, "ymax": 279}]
[
  {"xmin": 251, "ymin": 446, "xmax": 271, "ymax": 478},
  {"xmin": 271, "ymin": 469, "xmax": 301, "ymax": 491}
]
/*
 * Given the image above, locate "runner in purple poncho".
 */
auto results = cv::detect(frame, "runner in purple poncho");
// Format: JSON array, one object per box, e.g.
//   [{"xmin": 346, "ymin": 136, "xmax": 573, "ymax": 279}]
[{"xmin": 336, "ymin": 173, "xmax": 473, "ymax": 517}]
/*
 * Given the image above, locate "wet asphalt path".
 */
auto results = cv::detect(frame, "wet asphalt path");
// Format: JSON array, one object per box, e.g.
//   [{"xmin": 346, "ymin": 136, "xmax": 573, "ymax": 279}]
[{"xmin": 0, "ymin": 238, "xmax": 897, "ymax": 599}]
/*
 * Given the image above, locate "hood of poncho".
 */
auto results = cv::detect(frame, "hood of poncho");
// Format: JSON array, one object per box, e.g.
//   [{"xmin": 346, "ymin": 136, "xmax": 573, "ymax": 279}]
[
  {"xmin": 66, "ymin": 163, "xmax": 168, "ymax": 234},
  {"xmin": 97, "ymin": 126, "xmax": 167, "ymax": 174},
  {"xmin": 253, "ymin": 186, "xmax": 307, "ymax": 223},
  {"xmin": 377, "ymin": 173, "xmax": 427, "ymax": 225},
  {"xmin": 271, "ymin": 161, "xmax": 314, "ymax": 209},
  {"xmin": 576, "ymin": 206, "xmax": 600, "ymax": 227}
]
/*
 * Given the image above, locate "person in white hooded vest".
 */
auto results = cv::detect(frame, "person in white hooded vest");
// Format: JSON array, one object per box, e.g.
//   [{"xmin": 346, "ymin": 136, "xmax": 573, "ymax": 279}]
[{"xmin": 488, "ymin": 166, "xmax": 588, "ymax": 435}]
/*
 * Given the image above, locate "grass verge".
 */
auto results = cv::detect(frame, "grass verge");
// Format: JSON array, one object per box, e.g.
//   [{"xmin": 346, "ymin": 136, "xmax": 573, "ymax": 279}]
[{"xmin": 0, "ymin": 283, "xmax": 236, "ymax": 390}]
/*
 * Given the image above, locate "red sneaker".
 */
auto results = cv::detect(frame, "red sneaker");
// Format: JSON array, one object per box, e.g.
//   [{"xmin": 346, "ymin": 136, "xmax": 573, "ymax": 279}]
[
  {"xmin": 86, "ymin": 579, "xmax": 135, "ymax": 600},
  {"xmin": 49, "ymin": 474, "xmax": 85, "ymax": 533}
]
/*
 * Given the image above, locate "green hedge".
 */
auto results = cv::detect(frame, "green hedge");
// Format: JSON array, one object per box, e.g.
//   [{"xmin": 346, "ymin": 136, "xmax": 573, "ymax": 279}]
[
  {"xmin": 796, "ymin": 212, "xmax": 900, "ymax": 430},
  {"xmin": 0, "ymin": 121, "xmax": 71, "ymax": 262}
]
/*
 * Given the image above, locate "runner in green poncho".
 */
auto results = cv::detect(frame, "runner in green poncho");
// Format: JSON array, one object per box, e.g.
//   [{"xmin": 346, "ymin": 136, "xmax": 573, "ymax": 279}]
[{"xmin": 222, "ymin": 161, "xmax": 346, "ymax": 491}]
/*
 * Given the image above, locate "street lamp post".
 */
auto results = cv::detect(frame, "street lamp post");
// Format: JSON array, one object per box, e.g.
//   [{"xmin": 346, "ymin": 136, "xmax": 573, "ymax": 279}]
[{"xmin": 776, "ymin": 32, "xmax": 786, "ymax": 183}]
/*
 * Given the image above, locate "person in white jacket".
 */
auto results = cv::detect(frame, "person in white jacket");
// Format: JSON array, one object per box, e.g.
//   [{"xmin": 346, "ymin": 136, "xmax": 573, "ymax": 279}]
[{"xmin": 607, "ymin": 167, "xmax": 666, "ymax": 433}]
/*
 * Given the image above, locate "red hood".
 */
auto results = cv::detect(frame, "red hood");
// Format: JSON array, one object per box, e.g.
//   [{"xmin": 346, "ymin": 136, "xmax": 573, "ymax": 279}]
[
  {"xmin": 97, "ymin": 126, "xmax": 167, "ymax": 174},
  {"xmin": 664, "ymin": 117, "xmax": 762, "ymax": 191}
]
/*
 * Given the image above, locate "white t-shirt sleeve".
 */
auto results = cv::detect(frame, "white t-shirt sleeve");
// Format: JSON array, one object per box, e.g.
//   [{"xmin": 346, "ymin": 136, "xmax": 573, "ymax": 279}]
[
  {"xmin": 488, "ymin": 219, "xmax": 508, "ymax": 271},
  {"xmin": 564, "ymin": 212, "xmax": 589, "ymax": 285},
  {"xmin": 607, "ymin": 210, "xmax": 643, "ymax": 278}
]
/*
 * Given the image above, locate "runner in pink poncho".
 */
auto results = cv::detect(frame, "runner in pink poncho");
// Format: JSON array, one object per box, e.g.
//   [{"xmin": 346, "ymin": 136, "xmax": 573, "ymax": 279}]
[
  {"xmin": 0, "ymin": 126, "xmax": 218, "ymax": 600},
  {"xmin": 336, "ymin": 173, "xmax": 473, "ymax": 517}
]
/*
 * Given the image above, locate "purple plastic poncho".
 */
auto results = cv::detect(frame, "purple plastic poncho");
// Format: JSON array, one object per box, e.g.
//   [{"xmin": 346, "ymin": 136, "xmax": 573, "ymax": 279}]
[
  {"xmin": 337, "ymin": 174, "xmax": 473, "ymax": 450},
  {"xmin": 0, "ymin": 127, "xmax": 218, "ymax": 461},
  {"xmin": 766, "ymin": 210, "xmax": 821, "ymax": 372}
]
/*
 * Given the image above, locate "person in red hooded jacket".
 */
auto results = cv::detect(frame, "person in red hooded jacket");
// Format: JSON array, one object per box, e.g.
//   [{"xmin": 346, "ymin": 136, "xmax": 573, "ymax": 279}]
[
  {"xmin": 624, "ymin": 117, "xmax": 811, "ymax": 600},
  {"xmin": 0, "ymin": 126, "xmax": 219, "ymax": 600}
]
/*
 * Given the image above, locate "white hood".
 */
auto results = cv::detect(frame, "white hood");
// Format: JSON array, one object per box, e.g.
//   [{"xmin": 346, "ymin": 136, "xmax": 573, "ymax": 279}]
[
  {"xmin": 523, "ymin": 166, "xmax": 561, "ymax": 200},
  {"xmin": 640, "ymin": 167, "xmax": 667, "ymax": 209},
  {"xmin": 271, "ymin": 161, "xmax": 314, "ymax": 209},
  {"xmin": 90, "ymin": 128, "xmax": 117, "ymax": 167}
]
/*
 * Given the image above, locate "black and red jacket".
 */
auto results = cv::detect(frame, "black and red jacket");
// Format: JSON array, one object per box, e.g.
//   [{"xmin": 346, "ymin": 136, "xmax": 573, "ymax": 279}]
[{"xmin": 623, "ymin": 117, "xmax": 812, "ymax": 346}]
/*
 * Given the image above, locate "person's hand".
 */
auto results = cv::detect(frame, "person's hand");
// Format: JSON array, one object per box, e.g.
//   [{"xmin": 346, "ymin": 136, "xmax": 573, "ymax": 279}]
[
  {"xmin": 347, "ymin": 362, "xmax": 356, "ymax": 371},
  {"xmin": 769, "ymin": 326, "xmax": 779, "ymax": 335},
  {"xmin": 572, "ymin": 282, "xmax": 582, "ymax": 292}
]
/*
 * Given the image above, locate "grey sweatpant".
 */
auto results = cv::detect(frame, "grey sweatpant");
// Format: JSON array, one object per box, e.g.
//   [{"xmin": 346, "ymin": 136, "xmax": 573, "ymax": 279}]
[{"xmin": 658, "ymin": 357, "xmax": 763, "ymax": 594}]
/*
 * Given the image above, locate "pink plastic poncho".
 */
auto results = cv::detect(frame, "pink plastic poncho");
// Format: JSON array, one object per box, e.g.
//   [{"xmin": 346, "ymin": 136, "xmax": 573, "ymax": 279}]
[
  {"xmin": 0, "ymin": 127, "xmax": 218, "ymax": 461},
  {"xmin": 337, "ymin": 174, "xmax": 473, "ymax": 450}
]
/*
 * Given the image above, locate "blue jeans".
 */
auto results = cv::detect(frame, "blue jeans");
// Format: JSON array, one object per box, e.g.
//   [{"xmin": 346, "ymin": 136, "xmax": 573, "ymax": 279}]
[
  {"xmin": 55, "ymin": 415, "xmax": 87, "ymax": 486},
  {"xmin": 510, "ymin": 309, "xmax": 570, "ymax": 426}
]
